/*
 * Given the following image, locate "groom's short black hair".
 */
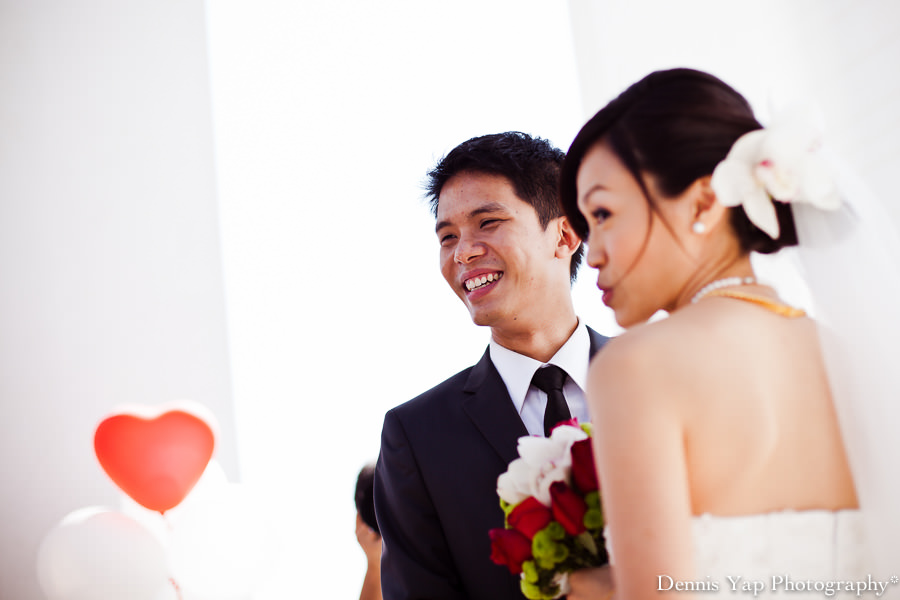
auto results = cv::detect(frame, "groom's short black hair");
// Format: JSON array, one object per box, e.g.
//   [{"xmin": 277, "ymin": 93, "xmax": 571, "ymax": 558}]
[{"xmin": 424, "ymin": 131, "xmax": 582, "ymax": 282}]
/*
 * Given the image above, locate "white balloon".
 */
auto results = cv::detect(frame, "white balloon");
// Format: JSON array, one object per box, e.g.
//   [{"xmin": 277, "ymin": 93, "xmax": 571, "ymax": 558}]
[
  {"xmin": 118, "ymin": 459, "xmax": 230, "ymax": 545},
  {"xmin": 167, "ymin": 483, "xmax": 278, "ymax": 600},
  {"xmin": 36, "ymin": 507, "xmax": 171, "ymax": 600}
]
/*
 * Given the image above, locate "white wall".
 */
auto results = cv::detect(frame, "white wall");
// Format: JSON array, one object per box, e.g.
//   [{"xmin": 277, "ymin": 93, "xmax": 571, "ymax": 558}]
[{"xmin": 0, "ymin": 2, "xmax": 239, "ymax": 599}]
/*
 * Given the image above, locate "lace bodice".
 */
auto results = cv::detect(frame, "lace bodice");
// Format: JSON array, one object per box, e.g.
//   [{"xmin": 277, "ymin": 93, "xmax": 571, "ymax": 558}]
[{"xmin": 691, "ymin": 510, "xmax": 870, "ymax": 597}]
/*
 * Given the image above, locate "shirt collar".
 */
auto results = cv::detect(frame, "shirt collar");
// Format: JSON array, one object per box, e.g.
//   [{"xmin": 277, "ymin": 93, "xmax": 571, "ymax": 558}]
[{"xmin": 489, "ymin": 319, "xmax": 590, "ymax": 414}]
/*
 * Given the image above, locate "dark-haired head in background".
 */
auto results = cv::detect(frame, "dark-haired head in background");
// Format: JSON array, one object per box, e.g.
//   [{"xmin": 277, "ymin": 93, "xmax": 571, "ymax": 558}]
[
  {"xmin": 354, "ymin": 463, "xmax": 382, "ymax": 600},
  {"xmin": 355, "ymin": 464, "xmax": 378, "ymax": 535}
]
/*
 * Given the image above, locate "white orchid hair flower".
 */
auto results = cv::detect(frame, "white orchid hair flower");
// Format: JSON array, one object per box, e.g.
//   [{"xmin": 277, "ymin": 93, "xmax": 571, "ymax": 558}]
[{"xmin": 710, "ymin": 113, "xmax": 841, "ymax": 239}]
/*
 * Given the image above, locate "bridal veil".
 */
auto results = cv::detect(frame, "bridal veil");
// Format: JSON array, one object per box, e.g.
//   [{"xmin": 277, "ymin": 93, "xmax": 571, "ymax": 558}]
[{"xmin": 792, "ymin": 150, "xmax": 900, "ymax": 585}]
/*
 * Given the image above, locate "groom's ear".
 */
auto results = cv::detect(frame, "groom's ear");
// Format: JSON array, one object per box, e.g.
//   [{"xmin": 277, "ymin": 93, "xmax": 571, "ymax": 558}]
[{"xmin": 553, "ymin": 216, "xmax": 581, "ymax": 260}]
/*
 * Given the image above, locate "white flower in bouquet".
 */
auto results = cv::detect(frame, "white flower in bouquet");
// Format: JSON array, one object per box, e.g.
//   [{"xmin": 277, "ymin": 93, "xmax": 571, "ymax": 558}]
[
  {"xmin": 500, "ymin": 425, "xmax": 589, "ymax": 506},
  {"xmin": 497, "ymin": 457, "xmax": 542, "ymax": 506}
]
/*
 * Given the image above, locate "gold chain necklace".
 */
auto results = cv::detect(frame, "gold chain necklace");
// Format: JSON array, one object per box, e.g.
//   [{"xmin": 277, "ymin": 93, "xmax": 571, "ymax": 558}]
[{"xmin": 703, "ymin": 288, "xmax": 807, "ymax": 318}]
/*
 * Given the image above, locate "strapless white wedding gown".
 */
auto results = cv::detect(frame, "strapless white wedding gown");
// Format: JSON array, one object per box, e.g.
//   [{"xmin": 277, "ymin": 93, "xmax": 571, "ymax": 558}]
[{"xmin": 690, "ymin": 510, "xmax": 873, "ymax": 598}]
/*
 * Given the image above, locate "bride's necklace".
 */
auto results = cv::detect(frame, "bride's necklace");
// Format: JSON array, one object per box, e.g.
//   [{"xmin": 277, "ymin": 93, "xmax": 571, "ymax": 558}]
[{"xmin": 690, "ymin": 276, "xmax": 756, "ymax": 304}]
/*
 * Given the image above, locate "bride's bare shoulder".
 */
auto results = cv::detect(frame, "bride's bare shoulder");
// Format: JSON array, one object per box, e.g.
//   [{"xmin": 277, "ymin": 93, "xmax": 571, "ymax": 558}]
[
  {"xmin": 591, "ymin": 307, "xmax": 710, "ymax": 367},
  {"xmin": 587, "ymin": 316, "xmax": 692, "ymax": 402},
  {"xmin": 587, "ymin": 302, "xmax": 766, "ymax": 400}
]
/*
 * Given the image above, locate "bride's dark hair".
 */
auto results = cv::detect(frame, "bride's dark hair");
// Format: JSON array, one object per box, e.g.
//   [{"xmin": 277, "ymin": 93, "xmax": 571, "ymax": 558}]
[{"xmin": 560, "ymin": 68, "xmax": 797, "ymax": 254}]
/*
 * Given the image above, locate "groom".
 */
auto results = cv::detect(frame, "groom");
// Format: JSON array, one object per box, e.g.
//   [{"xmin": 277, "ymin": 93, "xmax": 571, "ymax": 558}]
[{"xmin": 374, "ymin": 132, "xmax": 609, "ymax": 600}]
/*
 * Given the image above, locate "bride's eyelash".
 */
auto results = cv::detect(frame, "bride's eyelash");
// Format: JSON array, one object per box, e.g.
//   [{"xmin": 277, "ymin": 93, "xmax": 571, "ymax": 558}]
[{"xmin": 592, "ymin": 208, "xmax": 611, "ymax": 222}]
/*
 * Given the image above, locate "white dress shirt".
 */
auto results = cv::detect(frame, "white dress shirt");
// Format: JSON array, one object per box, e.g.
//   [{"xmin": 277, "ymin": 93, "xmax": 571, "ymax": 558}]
[{"xmin": 488, "ymin": 320, "xmax": 591, "ymax": 437}]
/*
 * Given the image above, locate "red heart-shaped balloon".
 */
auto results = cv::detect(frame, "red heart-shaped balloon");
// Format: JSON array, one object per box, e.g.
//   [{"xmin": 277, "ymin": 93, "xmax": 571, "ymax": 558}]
[{"xmin": 94, "ymin": 409, "xmax": 216, "ymax": 513}]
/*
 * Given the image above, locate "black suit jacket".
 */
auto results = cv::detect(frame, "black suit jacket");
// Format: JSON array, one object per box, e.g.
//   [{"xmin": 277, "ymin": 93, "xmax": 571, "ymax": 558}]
[{"xmin": 374, "ymin": 327, "xmax": 609, "ymax": 600}]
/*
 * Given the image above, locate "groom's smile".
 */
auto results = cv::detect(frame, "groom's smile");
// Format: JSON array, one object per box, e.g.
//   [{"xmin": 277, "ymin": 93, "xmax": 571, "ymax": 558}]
[{"xmin": 463, "ymin": 270, "xmax": 503, "ymax": 293}]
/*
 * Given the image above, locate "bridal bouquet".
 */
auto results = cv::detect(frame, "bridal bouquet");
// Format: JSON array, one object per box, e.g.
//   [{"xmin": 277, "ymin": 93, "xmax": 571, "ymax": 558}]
[{"xmin": 489, "ymin": 419, "xmax": 608, "ymax": 599}]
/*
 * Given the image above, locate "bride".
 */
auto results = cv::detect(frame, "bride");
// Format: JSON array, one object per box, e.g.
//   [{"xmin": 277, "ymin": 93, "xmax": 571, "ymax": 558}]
[{"xmin": 560, "ymin": 68, "xmax": 899, "ymax": 599}]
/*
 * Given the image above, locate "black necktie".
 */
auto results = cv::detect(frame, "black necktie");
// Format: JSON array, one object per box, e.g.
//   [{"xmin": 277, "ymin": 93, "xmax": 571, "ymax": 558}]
[{"xmin": 531, "ymin": 365, "xmax": 571, "ymax": 437}]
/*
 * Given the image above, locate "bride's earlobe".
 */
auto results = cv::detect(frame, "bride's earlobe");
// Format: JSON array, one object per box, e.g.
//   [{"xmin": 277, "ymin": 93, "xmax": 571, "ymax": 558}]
[{"xmin": 690, "ymin": 176, "xmax": 727, "ymax": 233}]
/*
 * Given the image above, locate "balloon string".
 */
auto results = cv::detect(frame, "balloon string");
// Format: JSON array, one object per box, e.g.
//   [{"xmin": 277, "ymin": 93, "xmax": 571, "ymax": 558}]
[
  {"xmin": 165, "ymin": 513, "xmax": 181, "ymax": 599},
  {"xmin": 169, "ymin": 577, "xmax": 183, "ymax": 600}
]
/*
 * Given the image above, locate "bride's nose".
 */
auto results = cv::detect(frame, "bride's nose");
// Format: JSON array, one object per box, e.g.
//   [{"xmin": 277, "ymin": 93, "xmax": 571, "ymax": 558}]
[{"xmin": 585, "ymin": 241, "xmax": 606, "ymax": 270}]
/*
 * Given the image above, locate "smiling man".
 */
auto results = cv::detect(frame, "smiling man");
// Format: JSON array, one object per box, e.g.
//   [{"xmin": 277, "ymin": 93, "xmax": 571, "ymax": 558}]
[{"xmin": 374, "ymin": 132, "xmax": 609, "ymax": 600}]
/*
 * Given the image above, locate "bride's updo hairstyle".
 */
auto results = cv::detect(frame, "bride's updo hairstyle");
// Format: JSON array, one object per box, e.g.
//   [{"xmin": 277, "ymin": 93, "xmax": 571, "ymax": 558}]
[{"xmin": 560, "ymin": 68, "xmax": 798, "ymax": 254}]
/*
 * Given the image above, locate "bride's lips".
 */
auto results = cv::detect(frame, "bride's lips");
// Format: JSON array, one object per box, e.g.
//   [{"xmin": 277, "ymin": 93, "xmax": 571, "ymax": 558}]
[{"xmin": 598, "ymin": 285, "xmax": 614, "ymax": 306}]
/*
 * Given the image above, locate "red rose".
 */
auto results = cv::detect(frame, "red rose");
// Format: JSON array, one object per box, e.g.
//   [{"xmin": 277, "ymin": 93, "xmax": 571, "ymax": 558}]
[
  {"xmin": 570, "ymin": 438, "xmax": 599, "ymax": 494},
  {"xmin": 549, "ymin": 480, "xmax": 588, "ymax": 535},
  {"xmin": 507, "ymin": 496, "xmax": 553, "ymax": 539},
  {"xmin": 489, "ymin": 527, "xmax": 533, "ymax": 574}
]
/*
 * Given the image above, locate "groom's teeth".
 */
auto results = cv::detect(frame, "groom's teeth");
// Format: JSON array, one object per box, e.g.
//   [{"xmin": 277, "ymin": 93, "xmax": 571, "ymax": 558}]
[{"xmin": 465, "ymin": 272, "xmax": 502, "ymax": 291}]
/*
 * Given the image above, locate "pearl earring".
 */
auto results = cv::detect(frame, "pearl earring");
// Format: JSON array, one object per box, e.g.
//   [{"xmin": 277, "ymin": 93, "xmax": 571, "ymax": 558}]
[{"xmin": 692, "ymin": 221, "xmax": 706, "ymax": 234}]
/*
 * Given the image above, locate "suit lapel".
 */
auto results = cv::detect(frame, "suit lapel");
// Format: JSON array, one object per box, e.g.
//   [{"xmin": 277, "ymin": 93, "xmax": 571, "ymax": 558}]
[
  {"xmin": 461, "ymin": 348, "xmax": 529, "ymax": 466},
  {"xmin": 587, "ymin": 326, "xmax": 610, "ymax": 359},
  {"xmin": 461, "ymin": 327, "xmax": 609, "ymax": 466}
]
